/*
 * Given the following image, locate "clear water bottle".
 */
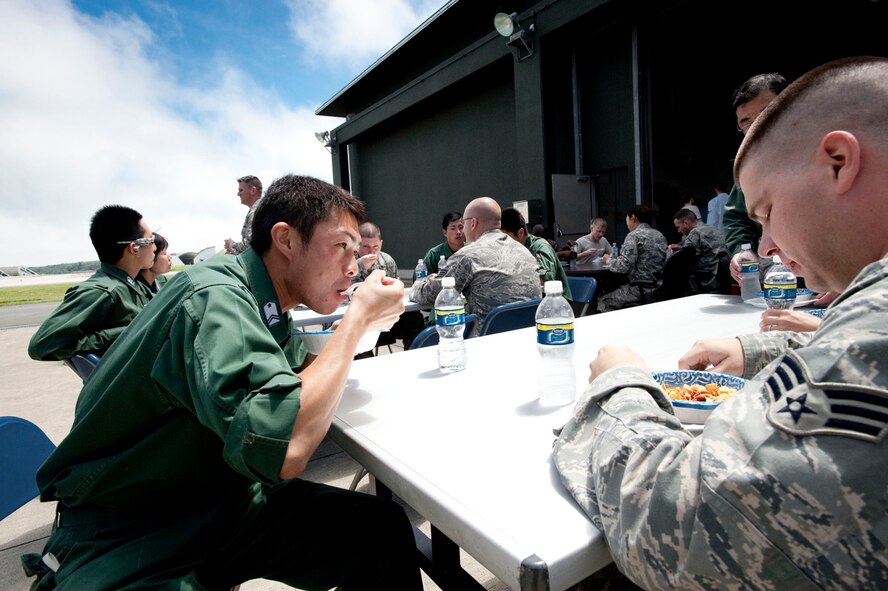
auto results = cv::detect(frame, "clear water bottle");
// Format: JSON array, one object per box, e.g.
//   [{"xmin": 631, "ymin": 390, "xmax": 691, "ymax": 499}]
[
  {"xmin": 611, "ymin": 242, "xmax": 619, "ymax": 258},
  {"xmin": 437, "ymin": 255, "xmax": 448, "ymax": 274},
  {"xmin": 738, "ymin": 243, "xmax": 762, "ymax": 302},
  {"xmin": 414, "ymin": 258, "xmax": 428, "ymax": 280},
  {"xmin": 434, "ymin": 277, "xmax": 466, "ymax": 373},
  {"xmin": 763, "ymin": 255, "xmax": 797, "ymax": 310},
  {"xmin": 535, "ymin": 280, "xmax": 576, "ymax": 406}
]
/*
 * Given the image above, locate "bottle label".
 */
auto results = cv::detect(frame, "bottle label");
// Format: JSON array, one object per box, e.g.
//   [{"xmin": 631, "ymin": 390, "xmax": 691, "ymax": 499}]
[
  {"xmin": 537, "ymin": 322, "xmax": 575, "ymax": 345},
  {"xmin": 763, "ymin": 284, "xmax": 797, "ymax": 300},
  {"xmin": 740, "ymin": 261, "xmax": 760, "ymax": 274},
  {"xmin": 435, "ymin": 307, "xmax": 466, "ymax": 326}
]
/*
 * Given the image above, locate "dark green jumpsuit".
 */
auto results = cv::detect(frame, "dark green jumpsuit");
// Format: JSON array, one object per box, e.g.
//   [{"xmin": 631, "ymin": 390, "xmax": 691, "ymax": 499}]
[
  {"xmin": 25, "ymin": 249, "xmax": 420, "ymax": 590},
  {"xmin": 28, "ymin": 264, "xmax": 151, "ymax": 361}
]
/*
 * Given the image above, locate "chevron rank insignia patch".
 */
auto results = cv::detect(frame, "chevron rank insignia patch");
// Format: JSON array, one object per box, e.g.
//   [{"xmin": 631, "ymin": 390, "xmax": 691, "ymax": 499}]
[
  {"xmin": 765, "ymin": 351, "xmax": 888, "ymax": 442},
  {"xmin": 263, "ymin": 301, "xmax": 281, "ymax": 327}
]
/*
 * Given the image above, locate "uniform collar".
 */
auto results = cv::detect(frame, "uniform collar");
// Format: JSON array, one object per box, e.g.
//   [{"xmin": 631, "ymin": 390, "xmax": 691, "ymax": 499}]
[
  {"xmin": 237, "ymin": 249, "xmax": 289, "ymax": 344},
  {"xmin": 100, "ymin": 263, "xmax": 144, "ymax": 293}
]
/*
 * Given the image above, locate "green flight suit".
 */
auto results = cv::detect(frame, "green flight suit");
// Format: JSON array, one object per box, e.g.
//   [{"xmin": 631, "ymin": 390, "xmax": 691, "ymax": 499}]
[
  {"xmin": 723, "ymin": 183, "xmax": 761, "ymax": 257},
  {"xmin": 25, "ymin": 249, "xmax": 420, "ymax": 590},
  {"xmin": 422, "ymin": 241, "xmax": 457, "ymax": 274},
  {"xmin": 525, "ymin": 234, "xmax": 573, "ymax": 300},
  {"xmin": 28, "ymin": 264, "xmax": 151, "ymax": 361}
]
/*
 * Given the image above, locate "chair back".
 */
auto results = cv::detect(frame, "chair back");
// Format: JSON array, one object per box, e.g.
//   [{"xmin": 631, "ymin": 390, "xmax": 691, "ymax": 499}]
[
  {"xmin": 566, "ymin": 277, "xmax": 597, "ymax": 317},
  {"xmin": 409, "ymin": 314, "xmax": 478, "ymax": 350},
  {"xmin": 478, "ymin": 299, "xmax": 542, "ymax": 336},
  {"xmin": 0, "ymin": 417, "xmax": 55, "ymax": 520},
  {"xmin": 659, "ymin": 247, "xmax": 699, "ymax": 301},
  {"xmin": 68, "ymin": 353, "xmax": 101, "ymax": 383}
]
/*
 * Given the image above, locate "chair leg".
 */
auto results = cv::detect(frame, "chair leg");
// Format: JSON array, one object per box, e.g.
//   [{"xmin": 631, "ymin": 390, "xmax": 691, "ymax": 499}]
[{"xmin": 349, "ymin": 467, "xmax": 369, "ymax": 491}]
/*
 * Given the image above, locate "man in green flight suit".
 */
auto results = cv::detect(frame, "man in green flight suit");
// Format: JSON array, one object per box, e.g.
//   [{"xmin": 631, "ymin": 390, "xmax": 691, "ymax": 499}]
[
  {"xmin": 500, "ymin": 207, "xmax": 573, "ymax": 300},
  {"xmin": 23, "ymin": 175, "xmax": 421, "ymax": 590},
  {"xmin": 28, "ymin": 205, "xmax": 156, "ymax": 361}
]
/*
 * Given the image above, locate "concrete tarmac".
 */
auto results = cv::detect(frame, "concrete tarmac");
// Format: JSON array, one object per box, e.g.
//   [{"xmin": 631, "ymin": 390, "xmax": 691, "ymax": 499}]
[{"xmin": 0, "ymin": 306, "xmax": 508, "ymax": 590}]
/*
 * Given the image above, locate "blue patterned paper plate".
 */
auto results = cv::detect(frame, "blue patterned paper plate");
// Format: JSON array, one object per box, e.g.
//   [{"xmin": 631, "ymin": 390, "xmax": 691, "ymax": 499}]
[
  {"xmin": 652, "ymin": 370, "xmax": 746, "ymax": 423},
  {"xmin": 804, "ymin": 308, "xmax": 826, "ymax": 318}
]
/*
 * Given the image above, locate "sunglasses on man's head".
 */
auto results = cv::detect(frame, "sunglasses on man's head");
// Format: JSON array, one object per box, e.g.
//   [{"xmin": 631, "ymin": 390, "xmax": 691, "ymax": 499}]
[{"xmin": 116, "ymin": 236, "xmax": 156, "ymax": 246}]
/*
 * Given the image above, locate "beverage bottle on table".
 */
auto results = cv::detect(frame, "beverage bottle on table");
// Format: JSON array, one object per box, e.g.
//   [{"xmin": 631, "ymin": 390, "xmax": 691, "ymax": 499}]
[
  {"xmin": 434, "ymin": 277, "xmax": 466, "ymax": 373},
  {"xmin": 611, "ymin": 242, "xmax": 619, "ymax": 258},
  {"xmin": 763, "ymin": 255, "xmax": 797, "ymax": 310},
  {"xmin": 438, "ymin": 255, "xmax": 448, "ymax": 274},
  {"xmin": 535, "ymin": 280, "xmax": 576, "ymax": 406},
  {"xmin": 414, "ymin": 259, "xmax": 428, "ymax": 280},
  {"xmin": 738, "ymin": 243, "xmax": 762, "ymax": 302}
]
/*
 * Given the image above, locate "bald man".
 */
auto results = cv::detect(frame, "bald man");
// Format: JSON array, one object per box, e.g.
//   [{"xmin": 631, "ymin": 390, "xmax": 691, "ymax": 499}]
[
  {"xmin": 410, "ymin": 197, "xmax": 541, "ymax": 330},
  {"xmin": 554, "ymin": 57, "xmax": 888, "ymax": 589}
]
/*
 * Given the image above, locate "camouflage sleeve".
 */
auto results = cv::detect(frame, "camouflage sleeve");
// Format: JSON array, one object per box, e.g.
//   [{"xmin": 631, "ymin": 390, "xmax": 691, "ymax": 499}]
[
  {"xmin": 409, "ymin": 275, "xmax": 442, "ymax": 306},
  {"xmin": 383, "ymin": 252, "xmax": 399, "ymax": 279},
  {"xmin": 608, "ymin": 232, "xmax": 637, "ymax": 275},
  {"xmin": 738, "ymin": 330, "xmax": 815, "ymax": 377}
]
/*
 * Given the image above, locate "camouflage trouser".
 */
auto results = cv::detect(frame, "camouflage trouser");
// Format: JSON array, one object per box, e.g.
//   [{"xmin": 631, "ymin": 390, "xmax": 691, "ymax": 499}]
[{"xmin": 597, "ymin": 284, "xmax": 657, "ymax": 313}]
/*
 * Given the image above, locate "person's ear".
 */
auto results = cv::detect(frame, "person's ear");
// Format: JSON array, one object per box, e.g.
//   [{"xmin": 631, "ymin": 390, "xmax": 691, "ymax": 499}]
[
  {"xmin": 270, "ymin": 222, "xmax": 298, "ymax": 259},
  {"xmin": 819, "ymin": 130, "xmax": 861, "ymax": 195}
]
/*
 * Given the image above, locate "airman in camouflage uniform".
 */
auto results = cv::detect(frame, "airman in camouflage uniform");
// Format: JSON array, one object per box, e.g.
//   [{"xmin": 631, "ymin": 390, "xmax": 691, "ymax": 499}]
[
  {"xmin": 672, "ymin": 208, "xmax": 726, "ymax": 293},
  {"xmin": 351, "ymin": 222, "xmax": 399, "ymax": 284},
  {"xmin": 411, "ymin": 198, "xmax": 541, "ymax": 331},
  {"xmin": 597, "ymin": 208, "xmax": 667, "ymax": 312},
  {"xmin": 554, "ymin": 57, "xmax": 888, "ymax": 589}
]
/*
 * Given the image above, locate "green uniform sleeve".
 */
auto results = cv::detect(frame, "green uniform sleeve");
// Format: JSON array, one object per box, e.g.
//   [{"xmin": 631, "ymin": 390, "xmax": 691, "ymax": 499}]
[
  {"xmin": 423, "ymin": 247, "xmax": 438, "ymax": 274},
  {"xmin": 723, "ymin": 184, "xmax": 761, "ymax": 256},
  {"xmin": 28, "ymin": 284, "xmax": 118, "ymax": 361}
]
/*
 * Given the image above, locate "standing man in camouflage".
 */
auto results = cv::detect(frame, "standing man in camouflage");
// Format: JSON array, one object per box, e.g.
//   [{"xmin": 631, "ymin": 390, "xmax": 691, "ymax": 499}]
[
  {"xmin": 667, "ymin": 208, "xmax": 726, "ymax": 293},
  {"xmin": 596, "ymin": 205, "xmax": 667, "ymax": 312},
  {"xmin": 225, "ymin": 174, "xmax": 262, "ymax": 254},
  {"xmin": 554, "ymin": 57, "xmax": 888, "ymax": 589},
  {"xmin": 500, "ymin": 207, "xmax": 572, "ymax": 300},
  {"xmin": 411, "ymin": 197, "xmax": 540, "ymax": 330}
]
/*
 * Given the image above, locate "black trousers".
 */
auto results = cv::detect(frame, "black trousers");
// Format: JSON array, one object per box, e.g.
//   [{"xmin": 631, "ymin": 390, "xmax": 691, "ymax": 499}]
[{"xmin": 27, "ymin": 479, "xmax": 422, "ymax": 591}]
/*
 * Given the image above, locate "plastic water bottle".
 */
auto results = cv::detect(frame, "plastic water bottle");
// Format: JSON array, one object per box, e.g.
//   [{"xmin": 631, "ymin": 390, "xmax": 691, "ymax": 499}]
[
  {"xmin": 611, "ymin": 242, "xmax": 619, "ymax": 258},
  {"xmin": 763, "ymin": 255, "xmax": 797, "ymax": 310},
  {"xmin": 738, "ymin": 243, "xmax": 762, "ymax": 302},
  {"xmin": 414, "ymin": 259, "xmax": 428, "ymax": 280},
  {"xmin": 535, "ymin": 280, "xmax": 576, "ymax": 405},
  {"xmin": 434, "ymin": 276, "xmax": 466, "ymax": 373},
  {"xmin": 437, "ymin": 255, "xmax": 448, "ymax": 274}
]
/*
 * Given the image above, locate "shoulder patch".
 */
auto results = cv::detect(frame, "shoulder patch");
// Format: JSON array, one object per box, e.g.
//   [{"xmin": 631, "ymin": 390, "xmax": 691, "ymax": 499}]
[
  {"xmin": 263, "ymin": 301, "xmax": 280, "ymax": 327},
  {"xmin": 765, "ymin": 351, "xmax": 888, "ymax": 442}
]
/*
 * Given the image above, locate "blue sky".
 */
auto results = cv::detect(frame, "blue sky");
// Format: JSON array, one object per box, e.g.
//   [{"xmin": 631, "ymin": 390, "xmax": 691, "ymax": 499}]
[{"xmin": 0, "ymin": 0, "xmax": 444, "ymax": 267}]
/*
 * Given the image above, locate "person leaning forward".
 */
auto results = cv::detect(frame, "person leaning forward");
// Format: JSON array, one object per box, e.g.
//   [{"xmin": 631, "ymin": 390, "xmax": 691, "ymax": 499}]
[
  {"xmin": 28, "ymin": 205, "xmax": 155, "ymax": 361},
  {"xmin": 23, "ymin": 175, "xmax": 422, "ymax": 590},
  {"xmin": 553, "ymin": 57, "xmax": 888, "ymax": 589}
]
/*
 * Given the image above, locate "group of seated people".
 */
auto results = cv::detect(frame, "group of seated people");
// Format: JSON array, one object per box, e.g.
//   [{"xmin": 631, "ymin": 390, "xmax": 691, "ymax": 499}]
[{"xmin": 22, "ymin": 57, "xmax": 887, "ymax": 590}]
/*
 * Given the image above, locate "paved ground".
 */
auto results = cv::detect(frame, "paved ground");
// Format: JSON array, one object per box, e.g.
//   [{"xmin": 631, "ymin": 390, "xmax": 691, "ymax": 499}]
[{"xmin": 0, "ymin": 302, "xmax": 508, "ymax": 590}]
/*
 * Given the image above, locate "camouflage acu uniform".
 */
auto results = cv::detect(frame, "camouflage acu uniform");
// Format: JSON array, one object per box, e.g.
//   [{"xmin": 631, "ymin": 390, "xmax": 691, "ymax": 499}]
[
  {"xmin": 525, "ymin": 234, "xmax": 572, "ymax": 300},
  {"xmin": 554, "ymin": 254, "xmax": 888, "ymax": 589},
  {"xmin": 411, "ymin": 229, "xmax": 541, "ymax": 331},
  {"xmin": 597, "ymin": 223, "xmax": 666, "ymax": 312},
  {"xmin": 230, "ymin": 198, "xmax": 261, "ymax": 254},
  {"xmin": 682, "ymin": 223, "xmax": 725, "ymax": 293},
  {"xmin": 353, "ymin": 251, "xmax": 398, "ymax": 284}
]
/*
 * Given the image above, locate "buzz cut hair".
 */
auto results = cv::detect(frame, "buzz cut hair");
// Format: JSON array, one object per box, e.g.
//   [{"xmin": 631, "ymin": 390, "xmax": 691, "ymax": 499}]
[{"xmin": 237, "ymin": 175, "xmax": 263, "ymax": 193}]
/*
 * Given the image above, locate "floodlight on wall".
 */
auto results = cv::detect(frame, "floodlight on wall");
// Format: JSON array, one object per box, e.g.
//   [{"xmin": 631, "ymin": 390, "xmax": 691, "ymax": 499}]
[
  {"xmin": 314, "ymin": 130, "xmax": 333, "ymax": 153},
  {"xmin": 493, "ymin": 12, "xmax": 535, "ymax": 61}
]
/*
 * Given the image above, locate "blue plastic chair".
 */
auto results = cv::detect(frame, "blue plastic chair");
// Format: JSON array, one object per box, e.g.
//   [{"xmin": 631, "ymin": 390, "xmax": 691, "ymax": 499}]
[
  {"xmin": 566, "ymin": 276, "xmax": 598, "ymax": 316},
  {"xmin": 66, "ymin": 353, "xmax": 101, "ymax": 383},
  {"xmin": 477, "ymin": 298, "xmax": 542, "ymax": 336},
  {"xmin": 0, "ymin": 417, "xmax": 56, "ymax": 520},
  {"xmin": 409, "ymin": 314, "xmax": 478, "ymax": 350}
]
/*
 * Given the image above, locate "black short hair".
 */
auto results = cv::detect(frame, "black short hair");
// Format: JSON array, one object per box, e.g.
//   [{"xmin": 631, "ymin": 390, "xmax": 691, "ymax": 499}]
[
  {"xmin": 89, "ymin": 205, "xmax": 144, "ymax": 264},
  {"xmin": 250, "ymin": 175, "xmax": 365, "ymax": 254},
  {"xmin": 674, "ymin": 208, "xmax": 697, "ymax": 223},
  {"xmin": 627, "ymin": 205, "xmax": 655, "ymax": 225},
  {"xmin": 441, "ymin": 211, "xmax": 462, "ymax": 230},
  {"xmin": 731, "ymin": 73, "xmax": 788, "ymax": 111},
  {"xmin": 152, "ymin": 232, "xmax": 168, "ymax": 254},
  {"xmin": 500, "ymin": 208, "xmax": 527, "ymax": 235}
]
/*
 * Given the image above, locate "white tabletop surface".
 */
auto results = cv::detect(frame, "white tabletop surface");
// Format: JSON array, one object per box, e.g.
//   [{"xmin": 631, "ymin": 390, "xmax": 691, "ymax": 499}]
[
  {"xmin": 330, "ymin": 294, "xmax": 763, "ymax": 590},
  {"xmin": 290, "ymin": 292, "xmax": 422, "ymax": 328}
]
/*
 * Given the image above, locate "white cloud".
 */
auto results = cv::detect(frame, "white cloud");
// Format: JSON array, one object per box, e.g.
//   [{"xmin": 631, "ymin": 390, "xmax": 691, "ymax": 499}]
[
  {"xmin": 286, "ymin": 0, "xmax": 444, "ymax": 71},
  {"xmin": 0, "ymin": 0, "xmax": 343, "ymax": 267}
]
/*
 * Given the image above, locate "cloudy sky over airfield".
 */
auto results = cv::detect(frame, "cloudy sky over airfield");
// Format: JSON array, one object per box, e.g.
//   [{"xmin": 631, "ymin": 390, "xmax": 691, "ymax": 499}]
[{"xmin": 0, "ymin": 0, "xmax": 444, "ymax": 267}]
